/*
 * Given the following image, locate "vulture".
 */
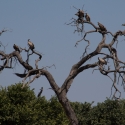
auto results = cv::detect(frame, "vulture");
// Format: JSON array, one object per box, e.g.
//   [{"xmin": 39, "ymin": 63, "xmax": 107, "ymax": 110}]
[
  {"xmin": 28, "ymin": 39, "xmax": 35, "ymax": 50},
  {"xmin": 111, "ymin": 47, "xmax": 117, "ymax": 54},
  {"xmin": 111, "ymin": 47, "xmax": 117, "ymax": 58},
  {"xmin": 85, "ymin": 13, "xmax": 90, "ymax": 22},
  {"xmin": 75, "ymin": 9, "xmax": 84, "ymax": 18},
  {"xmin": 98, "ymin": 22, "xmax": 107, "ymax": 31},
  {"xmin": 98, "ymin": 57, "xmax": 107, "ymax": 66},
  {"xmin": 13, "ymin": 44, "xmax": 20, "ymax": 52}
]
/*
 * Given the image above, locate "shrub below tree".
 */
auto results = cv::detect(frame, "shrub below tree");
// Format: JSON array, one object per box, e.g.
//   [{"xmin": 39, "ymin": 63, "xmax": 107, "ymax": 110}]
[{"xmin": 0, "ymin": 83, "xmax": 125, "ymax": 125}]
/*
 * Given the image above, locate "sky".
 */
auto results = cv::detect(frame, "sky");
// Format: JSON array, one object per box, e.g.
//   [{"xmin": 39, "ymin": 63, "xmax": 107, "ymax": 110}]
[{"xmin": 0, "ymin": 1, "xmax": 125, "ymax": 104}]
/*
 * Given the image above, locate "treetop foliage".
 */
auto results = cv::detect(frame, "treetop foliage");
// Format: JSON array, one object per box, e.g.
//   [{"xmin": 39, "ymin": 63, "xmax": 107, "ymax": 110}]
[{"xmin": 0, "ymin": 83, "xmax": 125, "ymax": 125}]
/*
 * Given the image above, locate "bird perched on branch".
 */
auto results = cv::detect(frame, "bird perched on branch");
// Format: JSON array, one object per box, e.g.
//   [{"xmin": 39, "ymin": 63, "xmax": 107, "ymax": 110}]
[
  {"xmin": 28, "ymin": 39, "xmax": 35, "ymax": 50},
  {"xmin": 75, "ymin": 9, "xmax": 84, "ymax": 19},
  {"xmin": 111, "ymin": 47, "xmax": 118, "ymax": 60},
  {"xmin": 111, "ymin": 47, "xmax": 117, "ymax": 54},
  {"xmin": 98, "ymin": 22, "xmax": 107, "ymax": 32},
  {"xmin": 98, "ymin": 57, "xmax": 107, "ymax": 66},
  {"xmin": 85, "ymin": 13, "xmax": 90, "ymax": 22},
  {"xmin": 13, "ymin": 44, "xmax": 20, "ymax": 52}
]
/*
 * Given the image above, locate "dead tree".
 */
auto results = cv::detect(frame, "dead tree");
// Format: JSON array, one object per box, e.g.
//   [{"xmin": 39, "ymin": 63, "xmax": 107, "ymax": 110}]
[{"xmin": 0, "ymin": 7, "xmax": 125, "ymax": 125}]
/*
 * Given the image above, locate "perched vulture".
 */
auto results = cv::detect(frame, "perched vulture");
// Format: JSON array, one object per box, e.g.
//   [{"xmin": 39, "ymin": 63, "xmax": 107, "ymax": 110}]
[
  {"xmin": 98, "ymin": 57, "xmax": 107, "ymax": 65},
  {"xmin": 75, "ymin": 9, "xmax": 84, "ymax": 18},
  {"xmin": 98, "ymin": 22, "xmax": 107, "ymax": 31},
  {"xmin": 85, "ymin": 13, "xmax": 90, "ymax": 22},
  {"xmin": 13, "ymin": 44, "xmax": 20, "ymax": 52},
  {"xmin": 28, "ymin": 39, "xmax": 35, "ymax": 50},
  {"xmin": 111, "ymin": 47, "xmax": 117, "ymax": 58},
  {"xmin": 111, "ymin": 47, "xmax": 117, "ymax": 54}
]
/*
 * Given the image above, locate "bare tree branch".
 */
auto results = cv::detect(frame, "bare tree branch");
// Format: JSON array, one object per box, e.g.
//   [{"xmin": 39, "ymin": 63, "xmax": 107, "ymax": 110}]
[{"xmin": 37, "ymin": 87, "xmax": 43, "ymax": 97}]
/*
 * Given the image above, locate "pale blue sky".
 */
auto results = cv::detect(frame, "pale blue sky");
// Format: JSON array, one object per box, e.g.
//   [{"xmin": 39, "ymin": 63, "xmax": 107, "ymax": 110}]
[{"xmin": 0, "ymin": 1, "xmax": 125, "ymax": 104}]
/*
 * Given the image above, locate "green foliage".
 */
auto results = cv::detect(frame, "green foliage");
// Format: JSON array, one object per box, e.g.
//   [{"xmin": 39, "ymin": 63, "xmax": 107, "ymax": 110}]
[
  {"xmin": 71, "ymin": 99, "xmax": 125, "ymax": 125},
  {"xmin": 0, "ymin": 83, "xmax": 37, "ymax": 125},
  {"xmin": 32, "ymin": 96, "xmax": 69, "ymax": 125},
  {"xmin": 0, "ymin": 83, "xmax": 68, "ymax": 125},
  {"xmin": 88, "ymin": 99, "xmax": 125, "ymax": 125},
  {"xmin": 71, "ymin": 101, "xmax": 93, "ymax": 125},
  {"xmin": 0, "ymin": 83, "xmax": 125, "ymax": 125}
]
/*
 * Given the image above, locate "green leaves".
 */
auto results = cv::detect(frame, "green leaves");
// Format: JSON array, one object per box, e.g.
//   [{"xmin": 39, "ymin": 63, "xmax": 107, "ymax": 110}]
[
  {"xmin": 0, "ymin": 83, "xmax": 68, "ymax": 125},
  {"xmin": 0, "ymin": 83, "xmax": 125, "ymax": 125},
  {"xmin": 72, "ymin": 99, "xmax": 125, "ymax": 125}
]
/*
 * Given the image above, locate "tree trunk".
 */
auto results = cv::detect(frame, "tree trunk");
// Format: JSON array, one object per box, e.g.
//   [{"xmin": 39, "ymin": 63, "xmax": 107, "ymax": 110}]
[{"xmin": 57, "ymin": 92, "xmax": 79, "ymax": 125}]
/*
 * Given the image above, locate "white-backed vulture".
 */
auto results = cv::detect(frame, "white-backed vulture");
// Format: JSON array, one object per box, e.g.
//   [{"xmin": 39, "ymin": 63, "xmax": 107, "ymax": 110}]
[
  {"xmin": 98, "ymin": 57, "xmax": 107, "ymax": 65},
  {"xmin": 13, "ymin": 44, "xmax": 20, "ymax": 52},
  {"xmin": 98, "ymin": 22, "xmax": 107, "ymax": 31},
  {"xmin": 75, "ymin": 9, "xmax": 84, "ymax": 18},
  {"xmin": 28, "ymin": 39, "xmax": 35, "ymax": 50},
  {"xmin": 85, "ymin": 13, "xmax": 90, "ymax": 22}
]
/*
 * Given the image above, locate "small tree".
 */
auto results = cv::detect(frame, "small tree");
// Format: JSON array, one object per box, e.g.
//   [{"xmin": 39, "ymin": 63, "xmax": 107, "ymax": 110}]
[
  {"xmin": 0, "ymin": 7, "xmax": 125, "ymax": 125},
  {"xmin": 0, "ymin": 83, "xmax": 69, "ymax": 125}
]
